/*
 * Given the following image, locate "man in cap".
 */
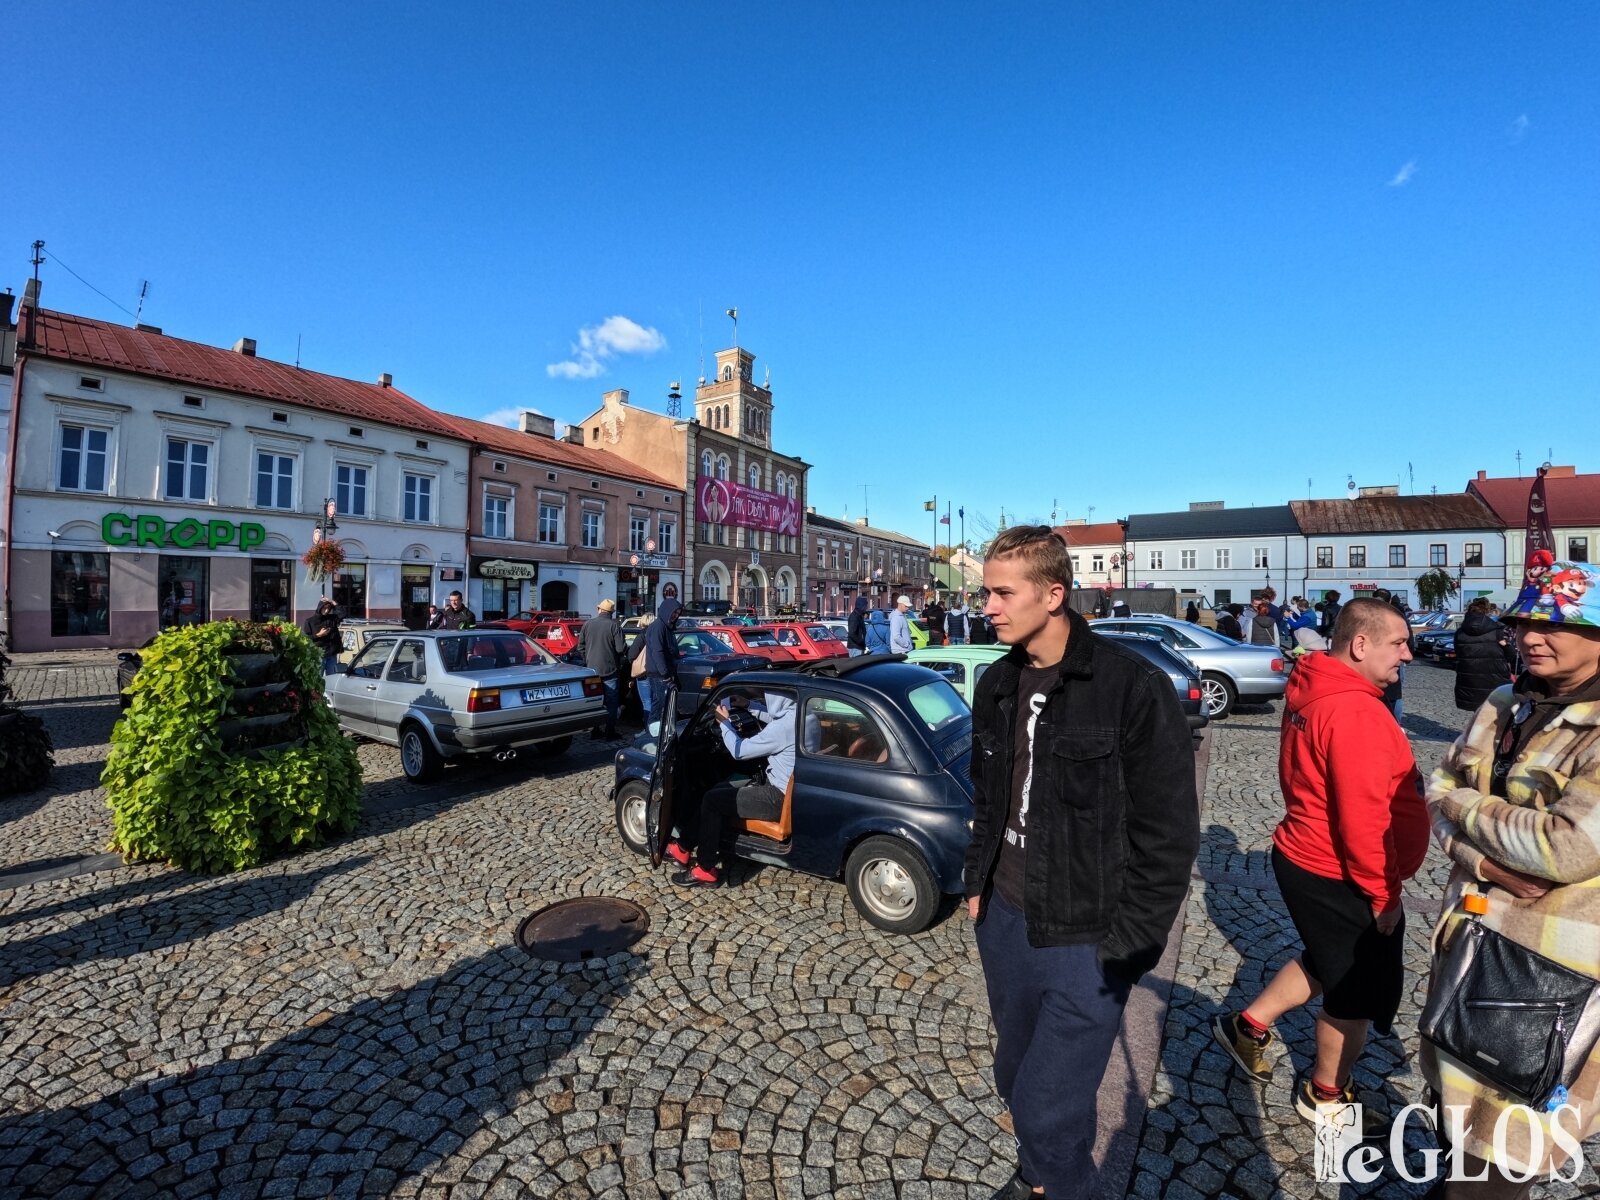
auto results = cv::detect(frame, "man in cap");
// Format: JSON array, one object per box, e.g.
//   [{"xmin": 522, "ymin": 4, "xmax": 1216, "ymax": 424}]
[
  {"xmin": 578, "ymin": 597, "xmax": 628, "ymax": 739},
  {"xmin": 890, "ymin": 594, "xmax": 915, "ymax": 654}
]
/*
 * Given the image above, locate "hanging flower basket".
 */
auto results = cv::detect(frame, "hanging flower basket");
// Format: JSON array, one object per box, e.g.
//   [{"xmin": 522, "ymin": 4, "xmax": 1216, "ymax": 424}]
[{"xmin": 302, "ymin": 539, "xmax": 346, "ymax": 582}]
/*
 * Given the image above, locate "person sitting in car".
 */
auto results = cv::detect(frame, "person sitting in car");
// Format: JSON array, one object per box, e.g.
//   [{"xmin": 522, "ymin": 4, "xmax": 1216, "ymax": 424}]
[{"xmin": 667, "ymin": 690, "xmax": 796, "ymax": 888}]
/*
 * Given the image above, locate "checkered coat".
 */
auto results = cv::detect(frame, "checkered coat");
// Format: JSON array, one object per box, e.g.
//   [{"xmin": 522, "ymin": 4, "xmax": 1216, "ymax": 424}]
[{"xmin": 1424, "ymin": 683, "xmax": 1600, "ymax": 1174}]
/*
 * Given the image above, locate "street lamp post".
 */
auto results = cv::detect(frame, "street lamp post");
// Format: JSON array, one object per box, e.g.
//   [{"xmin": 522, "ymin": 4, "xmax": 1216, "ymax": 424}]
[{"xmin": 312, "ymin": 498, "xmax": 339, "ymax": 598}]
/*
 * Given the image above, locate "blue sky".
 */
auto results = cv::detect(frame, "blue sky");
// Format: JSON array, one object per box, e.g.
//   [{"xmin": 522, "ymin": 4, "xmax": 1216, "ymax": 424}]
[{"xmin": 14, "ymin": 4, "xmax": 1599, "ymax": 548}]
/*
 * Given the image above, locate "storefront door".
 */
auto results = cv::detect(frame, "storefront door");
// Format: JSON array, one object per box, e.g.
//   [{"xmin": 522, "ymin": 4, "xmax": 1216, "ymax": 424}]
[
  {"xmin": 402, "ymin": 566, "xmax": 432, "ymax": 629},
  {"xmin": 333, "ymin": 564, "xmax": 367, "ymax": 618},
  {"xmin": 251, "ymin": 559, "xmax": 292, "ymax": 623},
  {"xmin": 158, "ymin": 556, "xmax": 210, "ymax": 629}
]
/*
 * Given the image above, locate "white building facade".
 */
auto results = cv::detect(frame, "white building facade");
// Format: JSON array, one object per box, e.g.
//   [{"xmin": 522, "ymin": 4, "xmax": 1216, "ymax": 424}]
[
  {"xmin": 1122, "ymin": 506, "xmax": 1307, "ymax": 608},
  {"xmin": 5, "ymin": 305, "xmax": 470, "ymax": 650}
]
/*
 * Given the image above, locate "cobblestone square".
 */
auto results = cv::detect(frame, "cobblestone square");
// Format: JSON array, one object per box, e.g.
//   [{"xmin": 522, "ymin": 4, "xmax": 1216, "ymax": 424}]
[{"xmin": 2, "ymin": 651, "xmax": 1596, "ymax": 1197}]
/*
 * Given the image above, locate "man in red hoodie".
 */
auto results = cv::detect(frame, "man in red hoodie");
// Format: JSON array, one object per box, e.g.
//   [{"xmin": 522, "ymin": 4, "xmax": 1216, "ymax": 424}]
[{"xmin": 1212, "ymin": 598, "xmax": 1430, "ymax": 1125}]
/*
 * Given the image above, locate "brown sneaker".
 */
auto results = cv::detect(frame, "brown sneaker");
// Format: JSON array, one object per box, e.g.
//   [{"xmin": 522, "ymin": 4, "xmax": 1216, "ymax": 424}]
[
  {"xmin": 1294, "ymin": 1078, "xmax": 1388, "ymax": 1139},
  {"xmin": 1212, "ymin": 1012, "xmax": 1275, "ymax": 1086}
]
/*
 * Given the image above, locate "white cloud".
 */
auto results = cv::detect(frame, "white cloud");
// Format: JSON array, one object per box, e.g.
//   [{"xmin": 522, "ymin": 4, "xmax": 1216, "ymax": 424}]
[
  {"xmin": 1387, "ymin": 159, "xmax": 1417, "ymax": 187},
  {"xmin": 546, "ymin": 315, "xmax": 668, "ymax": 379},
  {"xmin": 480, "ymin": 406, "xmax": 543, "ymax": 428},
  {"xmin": 1509, "ymin": 113, "xmax": 1530, "ymax": 143}
]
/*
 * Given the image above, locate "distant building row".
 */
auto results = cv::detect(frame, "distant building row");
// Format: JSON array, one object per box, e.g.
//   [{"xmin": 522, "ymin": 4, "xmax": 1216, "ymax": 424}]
[
  {"xmin": 1057, "ymin": 475, "xmax": 1598, "ymax": 609},
  {"xmin": 0, "ymin": 287, "xmax": 935, "ymax": 650}
]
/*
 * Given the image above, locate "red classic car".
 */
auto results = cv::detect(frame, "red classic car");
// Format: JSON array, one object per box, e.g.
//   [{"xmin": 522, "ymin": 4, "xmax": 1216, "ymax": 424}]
[
  {"xmin": 768, "ymin": 622, "xmax": 849, "ymax": 661},
  {"xmin": 701, "ymin": 625, "xmax": 800, "ymax": 664}
]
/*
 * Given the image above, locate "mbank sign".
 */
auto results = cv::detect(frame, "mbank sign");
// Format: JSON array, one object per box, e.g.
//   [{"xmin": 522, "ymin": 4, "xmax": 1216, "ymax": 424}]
[{"xmin": 102, "ymin": 511, "xmax": 268, "ymax": 552}]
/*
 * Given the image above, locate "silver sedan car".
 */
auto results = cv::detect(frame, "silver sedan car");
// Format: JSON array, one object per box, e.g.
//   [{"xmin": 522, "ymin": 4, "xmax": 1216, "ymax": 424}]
[
  {"xmin": 1092, "ymin": 615, "xmax": 1289, "ymax": 719},
  {"xmin": 327, "ymin": 629, "xmax": 604, "ymax": 782}
]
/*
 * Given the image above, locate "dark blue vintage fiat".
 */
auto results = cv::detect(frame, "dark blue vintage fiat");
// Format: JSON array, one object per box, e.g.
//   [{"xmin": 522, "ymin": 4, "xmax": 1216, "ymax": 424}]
[{"xmin": 611, "ymin": 656, "xmax": 974, "ymax": 934}]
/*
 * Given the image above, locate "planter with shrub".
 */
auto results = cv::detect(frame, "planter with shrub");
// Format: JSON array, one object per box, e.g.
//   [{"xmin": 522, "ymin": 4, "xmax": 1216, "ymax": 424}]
[{"xmin": 103, "ymin": 620, "xmax": 362, "ymax": 872}]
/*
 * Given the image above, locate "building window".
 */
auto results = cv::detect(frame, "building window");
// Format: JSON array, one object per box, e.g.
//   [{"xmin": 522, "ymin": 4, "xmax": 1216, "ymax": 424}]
[
  {"xmin": 402, "ymin": 473, "xmax": 433, "ymax": 523},
  {"xmin": 582, "ymin": 509, "xmax": 604, "ymax": 549},
  {"xmin": 700, "ymin": 450, "xmax": 713, "ymax": 478},
  {"xmin": 58, "ymin": 424, "xmax": 109, "ymax": 492},
  {"xmin": 164, "ymin": 437, "xmax": 210, "ymax": 501},
  {"xmin": 629, "ymin": 514, "xmax": 648, "ymax": 552},
  {"xmin": 830, "ymin": 543, "xmax": 839, "ymax": 570},
  {"xmin": 1092, "ymin": 554, "xmax": 1104, "ymax": 572},
  {"xmin": 1148, "ymin": 550, "xmax": 1164, "ymax": 570},
  {"xmin": 1430, "ymin": 543, "xmax": 1448, "ymax": 567},
  {"xmin": 1349, "ymin": 546, "xmax": 1367, "ymax": 568},
  {"xmin": 538, "ymin": 502, "xmax": 563, "ymax": 544},
  {"xmin": 1570, "ymin": 537, "xmax": 1590, "ymax": 562},
  {"xmin": 749, "ymin": 463, "xmax": 761, "ymax": 489},
  {"xmin": 843, "ymin": 545, "xmax": 852, "ymax": 574},
  {"xmin": 1180, "ymin": 549, "xmax": 1196, "ymax": 570},
  {"xmin": 658, "ymin": 519, "xmax": 676, "ymax": 555},
  {"xmin": 480, "ymin": 577, "xmax": 508, "ymax": 621},
  {"xmin": 51, "ymin": 551, "xmax": 110, "ymax": 637},
  {"xmin": 334, "ymin": 563, "xmax": 367, "ymax": 619},
  {"xmin": 716, "ymin": 455, "xmax": 730, "ymax": 481},
  {"xmin": 1071, "ymin": 555, "xmax": 1080, "ymax": 572},
  {"xmin": 335, "ymin": 463, "xmax": 369, "ymax": 518},
  {"xmin": 256, "ymin": 452, "xmax": 295, "ymax": 509},
  {"xmin": 1464, "ymin": 542, "xmax": 1484, "ymax": 567},
  {"xmin": 1389, "ymin": 545, "xmax": 1407, "ymax": 568},
  {"xmin": 1253, "ymin": 547, "xmax": 1269, "ymax": 570},
  {"xmin": 1316, "ymin": 546, "xmax": 1334, "ymax": 569},
  {"xmin": 484, "ymin": 495, "xmax": 509, "ymax": 539},
  {"xmin": 157, "ymin": 556, "xmax": 209, "ymax": 628},
  {"xmin": 1215, "ymin": 548, "xmax": 1231, "ymax": 569},
  {"xmin": 1215, "ymin": 589, "xmax": 1232, "ymax": 605}
]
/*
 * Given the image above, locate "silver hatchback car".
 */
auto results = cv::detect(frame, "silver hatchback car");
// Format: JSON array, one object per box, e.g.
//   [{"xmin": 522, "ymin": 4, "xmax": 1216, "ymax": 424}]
[
  {"xmin": 326, "ymin": 629, "xmax": 604, "ymax": 782},
  {"xmin": 1092, "ymin": 616, "xmax": 1289, "ymax": 719}
]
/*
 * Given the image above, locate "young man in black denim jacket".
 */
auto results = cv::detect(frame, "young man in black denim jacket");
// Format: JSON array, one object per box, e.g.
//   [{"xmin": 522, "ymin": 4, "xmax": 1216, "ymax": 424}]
[{"xmin": 965, "ymin": 527, "xmax": 1199, "ymax": 1200}]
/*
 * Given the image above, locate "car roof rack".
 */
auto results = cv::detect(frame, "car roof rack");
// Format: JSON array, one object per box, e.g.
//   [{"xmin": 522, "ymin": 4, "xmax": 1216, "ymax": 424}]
[{"xmin": 796, "ymin": 652, "xmax": 906, "ymax": 677}]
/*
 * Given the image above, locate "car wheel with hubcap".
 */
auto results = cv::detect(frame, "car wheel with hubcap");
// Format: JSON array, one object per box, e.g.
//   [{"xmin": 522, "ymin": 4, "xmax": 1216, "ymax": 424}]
[
  {"xmin": 400, "ymin": 724, "xmax": 442, "ymax": 783},
  {"xmin": 1200, "ymin": 672, "xmax": 1237, "ymax": 720},
  {"xmin": 615, "ymin": 781, "xmax": 650, "ymax": 855},
  {"xmin": 844, "ymin": 836, "xmax": 940, "ymax": 934}
]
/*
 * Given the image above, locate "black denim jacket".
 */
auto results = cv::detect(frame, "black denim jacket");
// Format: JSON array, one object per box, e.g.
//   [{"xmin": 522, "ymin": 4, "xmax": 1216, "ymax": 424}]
[{"xmin": 963, "ymin": 609, "xmax": 1200, "ymax": 981}]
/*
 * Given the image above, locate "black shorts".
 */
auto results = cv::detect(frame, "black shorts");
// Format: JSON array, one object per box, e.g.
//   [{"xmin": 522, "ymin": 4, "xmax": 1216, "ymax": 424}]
[{"xmin": 1272, "ymin": 844, "xmax": 1406, "ymax": 1033}]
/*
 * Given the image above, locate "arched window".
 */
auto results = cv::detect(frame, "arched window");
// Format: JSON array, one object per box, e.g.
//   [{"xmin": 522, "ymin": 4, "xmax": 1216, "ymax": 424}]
[
  {"xmin": 721, "ymin": 364, "xmax": 733, "ymax": 382},
  {"xmin": 717, "ymin": 455, "xmax": 730, "ymax": 481},
  {"xmin": 701, "ymin": 450, "xmax": 713, "ymax": 477},
  {"xmin": 774, "ymin": 471, "xmax": 785, "ymax": 496},
  {"xmin": 748, "ymin": 463, "xmax": 760, "ymax": 489},
  {"xmin": 721, "ymin": 405, "xmax": 730, "ymax": 428}
]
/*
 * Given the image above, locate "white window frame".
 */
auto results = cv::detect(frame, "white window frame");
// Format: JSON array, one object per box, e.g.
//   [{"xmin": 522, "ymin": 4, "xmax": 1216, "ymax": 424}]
[
  {"xmin": 162, "ymin": 434, "xmax": 214, "ymax": 503},
  {"xmin": 333, "ymin": 461, "xmax": 372, "ymax": 519},
  {"xmin": 1092, "ymin": 554, "xmax": 1104, "ymax": 572},
  {"xmin": 716, "ymin": 455, "xmax": 730, "ymax": 481},
  {"xmin": 1253, "ymin": 547, "xmax": 1269, "ymax": 570},
  {"xmin": 748, "ymin": 463, "xmax": 761, "ymax": 489},
  {"xmin": 254, "ymin": 447, "xmax": 300, "ymax": 512},
  {"xmin": 402, "ymin": 472, "xmax": 436, "ymax": 525},
  {"xmin": 1180, "ymin": 549, "xmax": 1196, "ymax": 570},
  {"xmin": 1316, "ymin": 545, "xmax": 1333, "ymax": 569},
  {"xmin": 56, "ymin": 420, "xmax": 114, "ymax": 494},
  {"xmin": 1148, "ymin": 549, "xmax": 1164, "ymax": 570},
  {"xmin": 657, "ymin": 517, "xmax": 676, "ymax": 556},
  {"xmin": 1215, "ymin": 548, "xmax": 1231, "ymax": 569},
  {"xmin": 581, "ymin": 506, "xmax": 605, "ymax": 549},
  {"xmin": 483, "ymin": 492, "xmax": 512, "ymax": 539},
  {"xmin": 537, "ymin": 497, "xmax": 565, "ymax": 545}
]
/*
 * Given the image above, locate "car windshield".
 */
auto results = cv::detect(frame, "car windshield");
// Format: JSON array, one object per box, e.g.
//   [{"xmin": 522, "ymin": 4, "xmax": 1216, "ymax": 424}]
[
  {"xmin": 741, "ymin": 629, "xmax": 781, "ymax": 647},
  {"xmin": 438, "ymin": 633, "xmax": 553, "ymax": 672}
]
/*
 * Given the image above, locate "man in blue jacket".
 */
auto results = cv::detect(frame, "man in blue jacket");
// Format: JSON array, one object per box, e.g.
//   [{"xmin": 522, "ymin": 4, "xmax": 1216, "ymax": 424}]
[{"xmin": 641, "ymin": 598, "xmax": 682, "ymax": 728}]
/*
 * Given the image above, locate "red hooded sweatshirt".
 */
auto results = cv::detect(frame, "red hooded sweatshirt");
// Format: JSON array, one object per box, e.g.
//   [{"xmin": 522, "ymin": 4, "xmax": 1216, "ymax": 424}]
[{"xmin": 1272, "ymin": 653, "xmax": 1429, "ymax": 914}]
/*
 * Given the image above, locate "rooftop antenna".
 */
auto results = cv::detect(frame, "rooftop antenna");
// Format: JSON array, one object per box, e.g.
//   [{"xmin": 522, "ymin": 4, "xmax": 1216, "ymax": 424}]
[
  {"xmin": 726, "ymin": 307, "xmax": 738, "ymax": 350},
  {"xmin": 1051, "ymin": 498, "xmax": 1058, "ymax": 524},
  {"xmin": 1515, "ymin": 450, "xmax": 1523, "ymax": 478},
  {"xmin": 295, "ymin": 334, "xmax": 302, "ymax": 369},
  {"xmin": 1408, "ymin": 462, "xmax": 1414, "ymax": 493},
  {"xmin": 30, "ymin": 240, "xmax": 44, "ymax": 288},
  {"xmin": 133, "ymin": 280, "xmax": 149, "ymax": 324},
  {"xmin": 1088, "ymin": 505, "xmax": 1096, "ymax": 523},
  {"xmin": 1307, "ymin": 477, "xmax": 1313, "ymax": 499},
  {"xmin": 697, "ymin": 299, "xmax": 705, "ymax": 384},
  {"xmin": 859, "ymin": 483, "xmax": 876, "ymax": 524},
  {"xmin": 666, "ymin": 380, "xmax": 682, "ymax": 418}
]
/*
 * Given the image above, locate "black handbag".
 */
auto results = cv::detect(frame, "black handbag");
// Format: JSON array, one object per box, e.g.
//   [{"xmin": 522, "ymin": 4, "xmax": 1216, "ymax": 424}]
[{"xmin": 1420, "ymin": 909, "xmax": 1600, "ymax": 1106}]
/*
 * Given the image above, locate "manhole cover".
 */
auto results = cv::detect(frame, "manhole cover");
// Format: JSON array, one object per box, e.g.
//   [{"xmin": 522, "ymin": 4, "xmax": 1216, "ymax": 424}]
[{"xmin": 515, "ymin": 897, "xmax": 650, "ymax": 962}]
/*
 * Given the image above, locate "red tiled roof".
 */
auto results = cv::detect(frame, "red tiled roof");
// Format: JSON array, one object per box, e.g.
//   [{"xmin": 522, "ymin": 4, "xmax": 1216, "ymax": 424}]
[
  {"xmin": 1467, "ymin": 469, "xmax": 1600, "ymax": 528},
  {"xmin": 1290, "ymin": 494, "xmax": 1499, "ymax": 535},
  {"xmin": 21, "ymin": 308, "xmax": 466, "ymax": 441},
  {"xmin": 442, "ymin": 413, "xmax": 680, "ymax": 493},
  {"xmin": 1054, "ymin": 521, "xmax": 1125, "ymax": 547}
]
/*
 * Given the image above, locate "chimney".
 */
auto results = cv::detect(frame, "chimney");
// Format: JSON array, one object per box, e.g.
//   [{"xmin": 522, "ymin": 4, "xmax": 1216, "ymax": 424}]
[
  {"xmin": 519, "ymin": 411, "xmax": 557, "ymax": 438},
  {"xmin": 563, "ymin": 425, "xmax": 584, "ymax": 446},
  {"xmin": 805, "ymin": 505, "xmax": 816, "ymax": 515},
  {"xmin": 1476, "ymin": 470, "xmax": 1487, "ymax": 481},
  {"xmin": 21, "ymin": 279, "xmax": 40, "ymax": 310},
  {"xmin": 232, "ymin": 337, "xmax": 256, "ymax": 357},
  {"xmin": 135, "ymin": 323, "xmax": 162, "ymax": 335},
  {"xmin": 602, "ymin": 387, "xmax": 629, "ymax": 407},
  {"xmin": 1547, "ymin": 465, "xmax": 1576, "ymax": 478},
  {"xmin": 377, "ymin": 372, "xmax": 392, "ymax": 388},
  {"xmin": 855, "ymin": 517, "xmax": 870, "ymax": 527}
]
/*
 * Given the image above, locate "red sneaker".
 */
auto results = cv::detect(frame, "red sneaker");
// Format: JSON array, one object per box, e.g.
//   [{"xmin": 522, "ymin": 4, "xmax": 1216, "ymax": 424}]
[
  {"xmin": 664, "ymin": 842, "xmax": 691, "ymax": 866},
  {"xmin": 671, "ymin": 866, "xmax": 720, "ymax": 888}
]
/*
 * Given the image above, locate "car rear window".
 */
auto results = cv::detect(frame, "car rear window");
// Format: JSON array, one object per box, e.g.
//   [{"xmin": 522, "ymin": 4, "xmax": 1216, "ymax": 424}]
[
  {"xmin": 806, "ymin": 625, "xmax": 837, "ymax": 641},
  {"xmin": 439, "ymin": 633, "xmax": 553, "ymax": 672},
  {"xmin": 908, "ymin": 679, "xmax": 966, "ymax": 735},
  {"xmin": 741, "ymin": 629, "xmax": 781, "ymax": 647}
]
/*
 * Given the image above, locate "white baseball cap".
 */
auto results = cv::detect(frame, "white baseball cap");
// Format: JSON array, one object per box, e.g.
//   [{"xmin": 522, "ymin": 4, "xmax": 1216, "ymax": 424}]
[{"xmin": 896, "ymin": 595, "xmax": 911, "ymax": 607}]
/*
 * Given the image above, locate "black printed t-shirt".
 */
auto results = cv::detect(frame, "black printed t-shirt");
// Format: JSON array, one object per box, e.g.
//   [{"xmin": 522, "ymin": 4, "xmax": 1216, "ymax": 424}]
[{"xmin": 992, "ymin": 663, "xmax": 1057, "ymax": 910}]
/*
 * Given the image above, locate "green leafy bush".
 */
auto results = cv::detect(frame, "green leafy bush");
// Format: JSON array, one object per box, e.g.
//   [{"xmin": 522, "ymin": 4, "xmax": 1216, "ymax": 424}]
[
  {"xmin": 0, "ymin": 648, "xmax": 54, "ymax": 797},
  {"xmin": 103, "ymin": 620, "xmax": 362, "ymax": 872}
]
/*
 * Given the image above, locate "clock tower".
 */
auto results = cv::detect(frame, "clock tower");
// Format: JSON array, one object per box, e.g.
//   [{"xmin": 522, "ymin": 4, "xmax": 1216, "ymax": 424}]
[{"xmin": 695, "ymin": 347, "xmax": 772, "ymax": 448}]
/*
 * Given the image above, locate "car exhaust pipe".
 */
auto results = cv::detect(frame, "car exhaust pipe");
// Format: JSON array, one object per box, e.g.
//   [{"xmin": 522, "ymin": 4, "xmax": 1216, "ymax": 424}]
[{"xmin": 494, "ymin": 748, "xmax": 519, "ymax": 763}]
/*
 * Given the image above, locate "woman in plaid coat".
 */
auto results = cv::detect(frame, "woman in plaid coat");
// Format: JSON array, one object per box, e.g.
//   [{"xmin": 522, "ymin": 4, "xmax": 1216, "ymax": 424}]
[{"xmin": 1425, "ymin": 561, "xmax": 1600, "ymax": 1194}]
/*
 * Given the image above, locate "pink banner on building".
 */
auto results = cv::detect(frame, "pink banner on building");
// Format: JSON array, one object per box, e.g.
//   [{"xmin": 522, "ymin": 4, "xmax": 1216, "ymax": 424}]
[{"xmin": 697, "ymin": 476, "xmax": 801, "ymax": 536}]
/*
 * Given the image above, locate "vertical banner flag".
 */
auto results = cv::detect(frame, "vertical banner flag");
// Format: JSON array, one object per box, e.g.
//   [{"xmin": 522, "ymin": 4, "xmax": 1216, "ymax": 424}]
[{"xmin": 1525, "ymin": 466, "xmax": 1556, "ymax": 573}]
